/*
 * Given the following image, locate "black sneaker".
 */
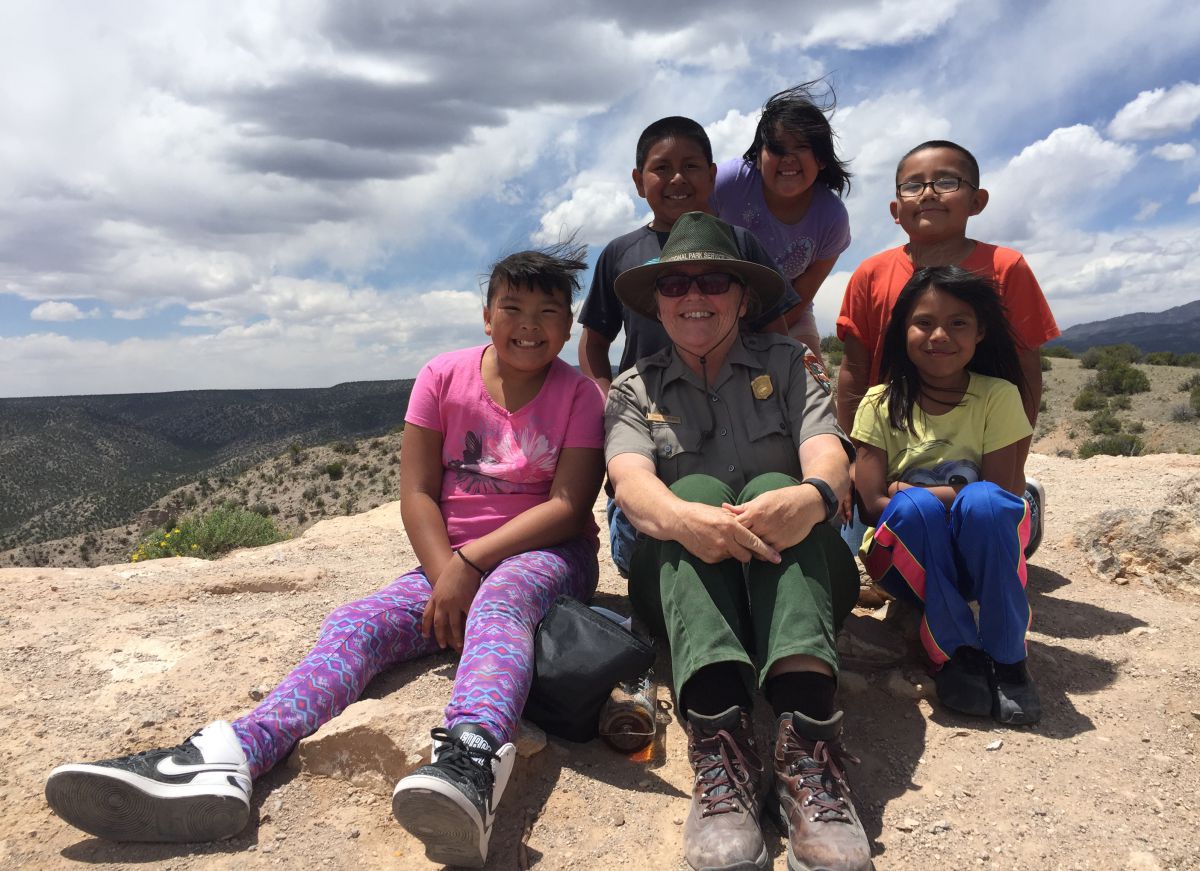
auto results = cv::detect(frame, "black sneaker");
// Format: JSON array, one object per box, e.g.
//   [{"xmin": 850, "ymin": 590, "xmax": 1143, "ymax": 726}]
[
  {"xmin": 391, "ymin": 723, "xmax": 516, "ymax": 868},
  {"xmin": 992, "ymin": 659, "xmax": 1042, "ymax": 725},
  {"xmin": 1024, "ymin": 477, "xmax": 1045, "ymax": 559},
  {"xmin": 934, "ymin": 647, "xmax": 993, "ymax": 717},
  {"xmin": 45, "ymin": 721, "xmax": 252, "ymax": 842}
]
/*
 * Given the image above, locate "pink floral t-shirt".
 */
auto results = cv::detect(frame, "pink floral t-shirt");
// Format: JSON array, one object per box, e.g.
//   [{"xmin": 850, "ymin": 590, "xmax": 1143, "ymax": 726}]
[{"xmin": 404, "ymin": 344, "xmax": 604, "ymax": 549}]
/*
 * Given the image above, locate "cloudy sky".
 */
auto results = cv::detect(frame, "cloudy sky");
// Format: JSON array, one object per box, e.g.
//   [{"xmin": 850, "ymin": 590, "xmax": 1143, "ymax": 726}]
[{"xmin": 2, "ymin": 1, "xmax": 1199, "ymax": 397}]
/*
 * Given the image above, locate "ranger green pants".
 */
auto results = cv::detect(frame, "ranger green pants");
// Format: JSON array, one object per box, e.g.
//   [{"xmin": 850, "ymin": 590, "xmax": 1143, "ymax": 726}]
[{"xmin": 628, "ymin": 473, "xmax": 859, "ymax": 702}]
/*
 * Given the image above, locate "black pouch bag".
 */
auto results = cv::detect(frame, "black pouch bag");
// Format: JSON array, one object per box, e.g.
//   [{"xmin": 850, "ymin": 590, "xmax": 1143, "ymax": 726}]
[{"xmin": 523, "ymin": 595, "xmax": 655, "ymax": 742}]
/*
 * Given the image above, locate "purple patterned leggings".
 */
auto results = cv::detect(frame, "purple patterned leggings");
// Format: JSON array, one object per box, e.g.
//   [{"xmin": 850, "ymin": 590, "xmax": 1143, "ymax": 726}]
[{"xmin": 231, "ymin": 537, "xmax": 597, "ymax": 779}]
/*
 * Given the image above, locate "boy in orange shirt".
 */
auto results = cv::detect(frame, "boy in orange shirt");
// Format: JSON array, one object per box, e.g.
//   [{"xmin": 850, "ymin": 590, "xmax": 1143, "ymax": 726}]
[{"xmin": 836, "ymin": 140, "xmax": 1059, "ymax": 555}]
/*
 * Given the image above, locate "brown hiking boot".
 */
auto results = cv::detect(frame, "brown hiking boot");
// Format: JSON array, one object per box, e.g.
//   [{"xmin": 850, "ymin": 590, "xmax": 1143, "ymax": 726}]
[
  {"xmin": 772, "ymin": 711, "xmax": 871, "ymax": 871},
  {"xmin": 682, "ymin": 706, "xmax": 767, "ymax": 871}
]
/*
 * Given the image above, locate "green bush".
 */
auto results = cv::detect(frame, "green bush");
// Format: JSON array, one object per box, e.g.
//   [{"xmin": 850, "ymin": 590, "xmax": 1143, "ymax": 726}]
[
  {"xmin": 1180, "ymin": 373, "xmax": 1200, "ymax": 393},
  {"xmin": 1077, "ymin": 433, "xmax": 1144, "ymax": 459},
  {"xmin": 1110, "ymin": 394, "xmax": 1132, "ymax": 410},
  {"xmin": 1169, "ymin": 405, "xmax": 1194, "ymax": 422},
  {"xmin": 1080, "ymin": 343, "xmax": 1141, "ymax": 369},
  {"xmin": 1192, "ymin": 384, "xmax": 1200, "ymax": 415},
  {"xmin": 130, "ymin": 507, "xmax": 285, "ymax": 562},
  {"xmin": 1142, "ymin": 351, "xmax": 1175, "ymax": 366},
  {"xmin": 1088, "ymin": 409, "xmax": 1121, "ymax": 436},
  {"xmin": 1041, "ymin": 344, "xmax": 1075, "ymax": 359},
  {"xmin": 325, "ymin": 461, "xmax": 345, "ymax": 480},
  {"xmin": 1128, "ymin": 420, "xmax": 1146, "ymax": 434},
  {"xmin": 332, "ymin": 440, "xmax": 358, "ymax": 455},
  {"xmin": 1040, "ymin": 356, "xmax": 1052, "ymax": 371},
  {"xmin": 819, "ymin": 335, "xmax": 844, "ymax": 366},
  {"xmin": 1073, "ymin": 387, "xmax": 1106, "ymax": 411},
  {"xmin": 1093, "ymin": 364, "xmax": 1150, "ymax": 395}
]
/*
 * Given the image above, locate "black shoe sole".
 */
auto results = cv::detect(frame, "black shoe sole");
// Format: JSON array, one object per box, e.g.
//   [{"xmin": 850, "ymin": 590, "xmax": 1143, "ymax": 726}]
[
  {"xmin": 45, "ymin": 769, "xmax": 248, "ymax": 843},
  {"xmin": 392, "ymin": 782, "xmax": 486, "ymax": 868}
]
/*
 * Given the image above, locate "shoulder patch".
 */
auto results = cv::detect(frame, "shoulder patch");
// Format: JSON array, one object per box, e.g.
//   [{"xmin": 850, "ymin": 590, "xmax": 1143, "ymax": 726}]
[{"xmin": 804, "ymin": 352, "xmax": 833, "ymax": 396}]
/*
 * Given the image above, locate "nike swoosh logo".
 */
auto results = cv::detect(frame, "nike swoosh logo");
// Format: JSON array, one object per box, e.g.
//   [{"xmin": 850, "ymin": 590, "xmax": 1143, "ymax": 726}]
[{"xmin": 156, "ymin": 757, "xmax": 246, "ymax": 777}]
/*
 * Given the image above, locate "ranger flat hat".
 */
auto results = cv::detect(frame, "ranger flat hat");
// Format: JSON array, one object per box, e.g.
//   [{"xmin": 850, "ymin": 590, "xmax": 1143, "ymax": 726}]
[{"xmin": 613, "ymin": 212, "xmax": 786, "ymax": 320}]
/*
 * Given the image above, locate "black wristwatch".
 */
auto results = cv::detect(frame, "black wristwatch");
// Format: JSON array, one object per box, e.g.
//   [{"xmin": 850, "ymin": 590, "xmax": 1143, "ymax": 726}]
[{"xmin": 801, "ymin": 477, "xmax": 838, "ymax": 523}]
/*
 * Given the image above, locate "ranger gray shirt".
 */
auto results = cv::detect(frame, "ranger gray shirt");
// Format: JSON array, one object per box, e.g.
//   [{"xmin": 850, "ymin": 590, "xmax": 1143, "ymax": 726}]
[{"xmin": 604, "ymin": 333, "xmax": 853, "ymax": 492}]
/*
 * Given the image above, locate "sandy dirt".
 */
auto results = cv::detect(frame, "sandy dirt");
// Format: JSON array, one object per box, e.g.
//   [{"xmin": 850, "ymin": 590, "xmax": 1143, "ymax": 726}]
[{"xmin": 2, "ymin": 452, "xmax": 1198, "ymax": 871}]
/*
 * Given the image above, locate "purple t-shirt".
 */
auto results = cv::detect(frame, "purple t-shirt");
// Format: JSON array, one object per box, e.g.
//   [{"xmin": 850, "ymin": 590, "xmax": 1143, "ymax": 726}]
[
  {"xmin": 404, "ymin": 344, "xmax": 604, "ymax": 549},
  {"xmin": 712, "ymin": 157, "xmax": 851, "ymax": 282}
]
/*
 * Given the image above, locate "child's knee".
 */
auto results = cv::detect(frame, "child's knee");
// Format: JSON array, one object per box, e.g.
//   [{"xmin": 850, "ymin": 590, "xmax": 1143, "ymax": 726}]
[
  {"xmin": 955, "ymin": 481, "xmax": 1023, "ymax": 524},
  {"xmin": 886, "ymin": 485, "xmax": 945, "ymax": 523}
]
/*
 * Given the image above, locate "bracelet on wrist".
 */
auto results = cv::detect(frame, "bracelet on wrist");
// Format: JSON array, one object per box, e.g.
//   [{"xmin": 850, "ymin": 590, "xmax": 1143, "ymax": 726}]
[{"xmin": 453, "ymin": 547, "xmax": 485, "ymax": 576}]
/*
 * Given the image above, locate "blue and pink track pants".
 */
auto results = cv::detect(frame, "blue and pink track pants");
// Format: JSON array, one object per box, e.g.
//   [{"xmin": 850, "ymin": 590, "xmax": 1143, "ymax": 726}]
[
  {"xmin": 230, "ymin": 537, "xmax": 597, "ymax": 779},
  {"xmin": 862, "ymin": 482, "xmax": 1031, "ymax": 669}
]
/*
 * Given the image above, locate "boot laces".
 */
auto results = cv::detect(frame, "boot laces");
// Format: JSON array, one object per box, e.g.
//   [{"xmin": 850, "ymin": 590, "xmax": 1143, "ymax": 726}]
[
  {"xmin": 783, "ymin": 732, "xmax": 860, "ymax": 823},
  {"xmin": 691, "ymin": 728, "xmax": 761, "ymax": 817}
]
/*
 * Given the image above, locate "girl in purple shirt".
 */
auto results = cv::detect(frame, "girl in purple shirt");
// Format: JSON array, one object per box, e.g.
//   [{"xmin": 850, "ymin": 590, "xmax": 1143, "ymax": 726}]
[
  {"xmin": 46, "ymin": 245, "xmax": 605, "ymax": 868},
  {"xmin": 713, "ymin": 81, "xmax": 853, "ymax": 361}
]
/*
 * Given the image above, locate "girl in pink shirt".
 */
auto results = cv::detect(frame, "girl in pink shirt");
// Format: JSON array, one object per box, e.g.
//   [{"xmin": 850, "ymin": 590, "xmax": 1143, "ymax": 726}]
[{"xmin": 46, "ymin": 245, "xmax": 605, "ymax": 868}]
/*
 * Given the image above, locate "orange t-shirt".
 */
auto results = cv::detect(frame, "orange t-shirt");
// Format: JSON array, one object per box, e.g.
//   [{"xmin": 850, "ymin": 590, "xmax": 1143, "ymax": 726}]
[{"xmin": 836, "ymin": 242, "xmax": 1060, "ymax": 385}]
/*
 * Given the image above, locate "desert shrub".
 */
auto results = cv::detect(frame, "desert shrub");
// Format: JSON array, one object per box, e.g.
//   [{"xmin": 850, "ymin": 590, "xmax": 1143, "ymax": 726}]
[
  {"xmin": 1080, "ymin": 343, "xmax": 1141, "ymax": 369},
  {"xmin": 1180, "ymin": 373, "xmax": 1200, "ymax": 393},
  {"xmin": 1092, "ymin": 364, "xmax": 1150, "ymax": 396},
  {"xmin": 1073, "ymin": 387, "xmax": 1106, "ymax": 411},
  {"xmin": 1192, "ymin": 384, "xmax": 1200, "ymax": 415},
  {"xmin": 1181, "ymin": 353, "xmax": 1200, "ymax": 368},
  {"xmin": 1038, "ymin": 398, "xmax": 1048, "ymax": 413},
  {"xmin": 1041, "ymin": 344, "xmax": 1075, "ymax": 359},
  {"xmin": 1040, "ymin": 356, "xmax": 1052, "ymax": 371},
  {"xmin": 325, "ymin": 461, "xmax": 345, "ymax": 480},
  {"xmin": 1055, "ymin": 448, "xmax": 1074, "ymax": 458},
  {"xmin": 1077, "ymin": 433, "xmax": 1144, "ymax": 459},
  {"xmin": 1142, "ymin": 351, "xmax": 1175, "ymax": 366},
  {"xmin": 1088, "ymin": 410, "xmax": 1121, "ymax": 436},
  {"xmin": 249, "ymin": 502, "xmax": 273, "ymax": 517},
  {"xmin": 1127, "ymin": 420, "xmax": 1145, "ymax": 434},
  {"xmin": 1110, "ymin": 394, "xmax": 1132, "ymax": 410},
  {"xmin": 820, "ymin": 335, "xmax": 844, "ymax": 366},
  {"xmin": 302, "ymin": 486, "xmax": 318, "ymax": 501},
  {"xmin": 332, "ymin": 440, "xmax": 358, "ymax": 455},
  {"xmin": 183, "ymin": 491, "xmax": 198, "ymax": 508},
  {"xmin": 130, "ymin": 507, "xmax": 285, "ymax": 562}
]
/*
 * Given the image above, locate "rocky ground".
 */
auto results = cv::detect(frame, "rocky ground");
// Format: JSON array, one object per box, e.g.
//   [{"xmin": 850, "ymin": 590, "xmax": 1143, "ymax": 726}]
[{"xmin": 2, "ymin": 452, "xmax": 1198, "ymax": 870}]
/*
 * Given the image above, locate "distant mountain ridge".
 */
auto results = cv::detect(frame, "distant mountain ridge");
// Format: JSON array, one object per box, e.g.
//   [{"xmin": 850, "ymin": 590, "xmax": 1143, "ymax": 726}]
[
  {"xmin": 0, "ymin": 380, "xmax": 414, "ymax": 550},
  {"xmin": 1051, "ymin": 298, "xmax": 1200, "ymax": 354}
]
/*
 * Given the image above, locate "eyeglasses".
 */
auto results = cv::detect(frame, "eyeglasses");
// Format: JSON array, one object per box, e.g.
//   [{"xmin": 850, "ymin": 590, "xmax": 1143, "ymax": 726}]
[
  {"xmin": 654, "ymin": 272, "xmax": 740, "ymax": 297},
  {"xmin": 895, "ymin": 177, "xmax": 976, "ymax": 198}
]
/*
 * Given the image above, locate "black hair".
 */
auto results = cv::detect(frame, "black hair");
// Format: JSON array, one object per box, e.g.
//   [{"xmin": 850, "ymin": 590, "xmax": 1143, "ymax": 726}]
[
  {"xmin": 896, "ymin": 140, "xmax": 981, "ymax": 187},
  {"xmin": 635, "ymin": 116, "xmax": 713, "ymax": 171},
  {"xmin": 878, "ymin": 266, "xmax": 1026, "ymax": 433},
  {"xmin": 485, "ymin": 239, "xmax": 588, "ymax": 308},
  {"xmin": 741, "ymin": 79, "xmax": 851, "ymax": 197}
]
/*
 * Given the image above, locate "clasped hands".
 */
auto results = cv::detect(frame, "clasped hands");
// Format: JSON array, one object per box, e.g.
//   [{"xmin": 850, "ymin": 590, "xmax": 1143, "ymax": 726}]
[{"xmin": 681, "ymin": 486, "xmax": 823, "ymax": 565}]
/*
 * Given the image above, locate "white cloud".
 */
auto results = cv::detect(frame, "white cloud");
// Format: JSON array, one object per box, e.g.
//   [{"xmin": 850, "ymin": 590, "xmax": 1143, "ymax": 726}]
[
  {"xmin": 29, "ymin": 300, "xmax": 96, "ymax": 321},
  {"xmin": 533, "ymin": 180, "xmax": 639, "ymax": 248},
  {"xmin": 0, "ymin": 284, "xmax": 489, "ymax": 397},
  {"xmin": 1025, "ymin": 223, "xmax": 1200, "ymax": 327},
  {"xmin": 1135, "ymin": 200, "xmax": 1162, "ymax": 221},
  {"xmin": 1189, "ymin": 185, "xmax": 1200, "ymax": 206},
  {"xmin": 777, "ymin": 0, "xmax": 963, "ymax": 50},
  {"xmin": 1152, "ymin": 142, "xmax": 1196, "ymax": 161},
  {"xmin": 978, "ymin": 125, "xmax": 1138, "ymax": 245},
  {"xmin": 1108, "ymin": 81, "xmax": 1200, "ymax": 141}
]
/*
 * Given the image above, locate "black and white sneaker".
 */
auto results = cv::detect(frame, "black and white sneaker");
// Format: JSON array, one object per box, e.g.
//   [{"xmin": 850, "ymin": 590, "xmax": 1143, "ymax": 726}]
[
  {"xmin": 1024, "ymin": 476, "xmax": 1046, "ymax": 559},
  {"xmin": 45, "ymin": 720, "xmax": 252, "ymax": 843},
  {"xmin": 391, "ymin": 723, "xmax": 516, "ymax": 868}
]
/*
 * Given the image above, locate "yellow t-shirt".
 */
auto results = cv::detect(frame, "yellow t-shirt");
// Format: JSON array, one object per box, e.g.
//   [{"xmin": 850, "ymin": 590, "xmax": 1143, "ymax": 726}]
[{"xmin": 851, "ymin": 372, "xmax": 1032, "ymax": 555}]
